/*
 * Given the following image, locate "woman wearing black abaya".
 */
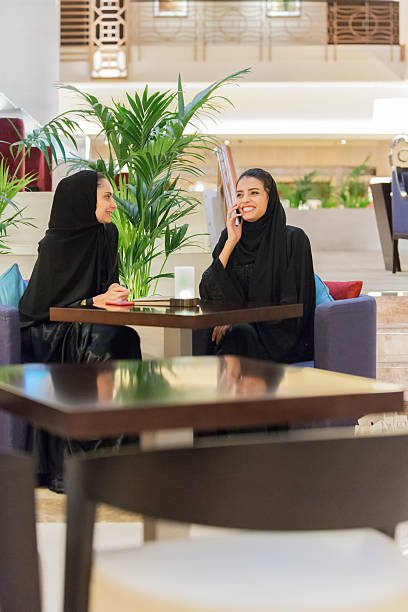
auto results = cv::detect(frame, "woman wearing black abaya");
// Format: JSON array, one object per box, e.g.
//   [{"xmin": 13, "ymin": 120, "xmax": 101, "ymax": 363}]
[
  {"xmin": 19, "ymin": 170, "xmax": 141, "ymax": 492},
  {"xmin": 199, "ymin": 168, "xmax": 315, "ymax": 363}
]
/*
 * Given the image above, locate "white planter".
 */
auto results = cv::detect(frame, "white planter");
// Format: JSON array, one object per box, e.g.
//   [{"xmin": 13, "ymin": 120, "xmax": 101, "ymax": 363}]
[
  {"xmin": 285, "ymin": 208, "xmax": 388, "ymax": 252},
  {"xmin": 6, "ymin": 192, "xmax": 53, "ymax": 255}
]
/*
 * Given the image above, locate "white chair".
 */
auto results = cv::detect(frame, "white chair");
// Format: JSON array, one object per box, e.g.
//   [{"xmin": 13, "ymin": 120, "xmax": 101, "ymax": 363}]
[{"xmin": 64, "ymin": 432, "xmax": 408, "ymax": 612}]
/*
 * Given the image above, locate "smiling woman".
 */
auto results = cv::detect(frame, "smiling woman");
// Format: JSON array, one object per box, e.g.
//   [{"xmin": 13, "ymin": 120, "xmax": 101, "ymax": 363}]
[
  {"xmin": 18, "ymin": 170, "xmax": 141, "ymax": 493},
  {"xmin": 95, "ymin": 177, "xmax": 117, "ymax": 224},
  {"xmin": 199, "ymin": 167, "xmax": 316, "ymax": 364}
]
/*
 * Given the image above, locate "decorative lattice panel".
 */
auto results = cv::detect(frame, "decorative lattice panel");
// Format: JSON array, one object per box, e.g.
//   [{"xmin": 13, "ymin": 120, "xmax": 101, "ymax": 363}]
[
  {"xmin": 90, "ymin": 0, "xmax": 129, "ymax": 78},
  {"xmin": 327, "ymin": 0, "xmax": 399, "ymax": 45}
]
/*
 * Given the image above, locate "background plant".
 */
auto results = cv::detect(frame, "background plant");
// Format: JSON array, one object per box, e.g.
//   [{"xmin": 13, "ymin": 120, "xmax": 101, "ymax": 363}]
[
  {"xmin": 338, "ymin": 157, "xmax": 371, "ymax": 208},
  {"xmin": 0, "ymin": 157, "xmax": 35, "ymax": 254},
  {"xmin": 16, "ymin": 69, "xmax": 249, "ymax": 297},
  {"xmin": 277, "ymin": 171, "xmax": 317, "ymax": 208}
]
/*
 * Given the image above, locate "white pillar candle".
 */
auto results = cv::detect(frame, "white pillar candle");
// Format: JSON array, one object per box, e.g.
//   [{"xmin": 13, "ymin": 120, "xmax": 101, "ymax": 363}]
[{"xmin": 174, "ymin": 266, "xmax": 195, "ymax": 299}]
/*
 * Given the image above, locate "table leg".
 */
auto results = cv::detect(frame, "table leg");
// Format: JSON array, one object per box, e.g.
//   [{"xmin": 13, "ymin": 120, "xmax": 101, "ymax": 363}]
[
  {"xmin": 163, "ymin": 328, "xmax": 192, "ymax": 357},
  {"xmin": 141, "ymin": 427, "xmax": 194, "ymax": 542}
]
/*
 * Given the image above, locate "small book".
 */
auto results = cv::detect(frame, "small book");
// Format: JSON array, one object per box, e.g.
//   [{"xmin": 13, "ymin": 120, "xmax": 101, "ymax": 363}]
[
  {"xmin": 105, "ymin": 300, "xmax": 135, "ymax": 307},
  {"xmin": 132, "ymin": 296, "xmax": 172, "ymax": 306}
]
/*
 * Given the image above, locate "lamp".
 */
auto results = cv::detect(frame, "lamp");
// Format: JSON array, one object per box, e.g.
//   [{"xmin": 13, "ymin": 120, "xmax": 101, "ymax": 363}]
[{"xmin": 171, "ymin": 266, "xmax": 199, "ymax": 307}]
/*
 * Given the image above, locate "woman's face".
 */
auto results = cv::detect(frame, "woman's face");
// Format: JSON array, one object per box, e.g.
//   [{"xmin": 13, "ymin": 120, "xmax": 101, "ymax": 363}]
[
  {"xmin": 95, "ymin": 178, "xmax": 117, "ymax": 224},
  {"xmin": 236, "ymin": 176, "xmax": 269, "ymax": 222}
]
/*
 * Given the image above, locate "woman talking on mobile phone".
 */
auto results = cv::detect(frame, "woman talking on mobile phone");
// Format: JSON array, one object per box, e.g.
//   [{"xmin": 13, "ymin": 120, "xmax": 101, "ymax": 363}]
[{"xmin": 199, "ymin": 167, "xmax": 315, "ymax": 363}]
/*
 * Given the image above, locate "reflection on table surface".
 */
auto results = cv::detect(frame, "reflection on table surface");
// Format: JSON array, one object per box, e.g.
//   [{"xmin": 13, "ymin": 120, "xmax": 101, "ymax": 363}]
[
  {"xmin": 84, "ymin": 301, "xmax": 293, "ymax": 316},
  {"xmin": 0, "ymin": 356, "xmax": 401, "ymax": 412}
]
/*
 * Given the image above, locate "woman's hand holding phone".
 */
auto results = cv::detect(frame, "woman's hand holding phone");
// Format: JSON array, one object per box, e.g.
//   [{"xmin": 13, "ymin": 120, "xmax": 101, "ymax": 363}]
[
  {"xmin": 218, "ymin": 204, "xmax": 242, "ymax": 269},
  {"xmin": 226, "ymin": 204, "xmax": 242, "ymax": 246}
]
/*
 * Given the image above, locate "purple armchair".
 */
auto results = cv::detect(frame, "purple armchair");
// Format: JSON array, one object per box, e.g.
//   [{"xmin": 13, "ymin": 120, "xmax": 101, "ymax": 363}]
[
  {"xmin": 311, "ymin": 294, "xmax": 376, "ymax": 378},
  {"xmin": 193, "ymin": 294, "xmax": 377, "ymax": 379},
  {"xmin": 0, "ymin": 306, "xmax": 27, "ymax": 450}
]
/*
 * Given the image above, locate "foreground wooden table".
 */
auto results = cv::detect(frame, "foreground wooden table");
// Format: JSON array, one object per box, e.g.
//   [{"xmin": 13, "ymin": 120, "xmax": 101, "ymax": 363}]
[
  {"xmin": 0, "ymin": 356, "xmax": 403, "ymax": 546},
  {"xmin": 0, "ymin": 356, "xmax": 402, "ymax": 440},
  {"xmin": 50, "ymin": 302, "xmax": 303, "ymax": 356}
]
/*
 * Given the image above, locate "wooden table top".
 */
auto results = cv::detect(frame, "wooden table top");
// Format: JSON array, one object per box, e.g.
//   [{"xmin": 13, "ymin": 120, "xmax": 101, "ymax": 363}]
[
  {"xmin": 0, "ymin": 356, "xmax": 402, "ymax": 439},
  {"xmin": 49, "ymin": 302, "xmax": 303, "ymax": 329}
]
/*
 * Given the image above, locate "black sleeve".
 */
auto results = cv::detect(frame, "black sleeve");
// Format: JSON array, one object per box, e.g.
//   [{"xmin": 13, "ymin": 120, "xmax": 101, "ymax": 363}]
[
  {"xmin": 199, "ymin": 258, "xmax": 244, "ymax": 303},
  {"xmin": 256, "ymin": 228, "xmax": 315, "ymax": 363},
  {"xmin": 105, "ymin": 223, "xmax": 120, "ymax": 287},
  {"xmin": 199, "ymin": 229, "xmax": 244, "ymax": 304}
]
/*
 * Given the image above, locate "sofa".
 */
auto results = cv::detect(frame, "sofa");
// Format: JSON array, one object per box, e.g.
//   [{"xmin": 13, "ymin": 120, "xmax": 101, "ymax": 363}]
[{"xmin": 193, "ymin": 294, "xmax": 377, "ymax": 379}]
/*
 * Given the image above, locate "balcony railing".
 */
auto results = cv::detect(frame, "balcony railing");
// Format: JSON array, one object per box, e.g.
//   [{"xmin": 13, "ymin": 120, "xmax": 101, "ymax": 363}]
[
  {"xmin": 60, "ymin": 1, "xmax": 404, "ymax": 72},
  {"xmin": 327, "ymin": 1, "xmax": 399, "ymax": 46}
]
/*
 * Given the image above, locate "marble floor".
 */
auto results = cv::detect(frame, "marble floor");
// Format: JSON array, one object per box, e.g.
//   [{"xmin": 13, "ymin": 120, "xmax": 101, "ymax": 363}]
[{"xmin": 30, "ymin": 248, "xmax": 408, "ymax": 610}]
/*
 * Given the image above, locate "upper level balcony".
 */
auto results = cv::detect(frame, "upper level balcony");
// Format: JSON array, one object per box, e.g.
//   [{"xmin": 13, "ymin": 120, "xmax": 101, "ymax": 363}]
[{"xmin": 60, "ymin": 0, "xmax": 405, "ymax": 81}]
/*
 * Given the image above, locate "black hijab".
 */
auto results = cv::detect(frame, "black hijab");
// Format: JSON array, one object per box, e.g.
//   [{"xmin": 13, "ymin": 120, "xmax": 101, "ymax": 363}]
[
  {"xmin": 19, "ymin": 170, "xmax": 119, "ymax": 327},
  {"xmin": 207, "ymin": 169, "xmax": 315, "ymax": 362}
]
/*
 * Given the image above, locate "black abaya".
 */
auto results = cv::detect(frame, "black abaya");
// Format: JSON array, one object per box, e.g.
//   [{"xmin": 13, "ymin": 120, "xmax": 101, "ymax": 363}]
[
  {"xmin": 19, "ymin": 170, "xmax": 141, "ymax": 491},
  {"xmin": 199, "ymin": 177, "xmax": 315, "ymax": 363}
]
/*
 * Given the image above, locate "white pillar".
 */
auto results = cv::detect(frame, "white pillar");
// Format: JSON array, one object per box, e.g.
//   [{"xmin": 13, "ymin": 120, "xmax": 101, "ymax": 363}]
[{"xmin": 0, "ymin": 0, "xmax": 60, "ymax": 124}]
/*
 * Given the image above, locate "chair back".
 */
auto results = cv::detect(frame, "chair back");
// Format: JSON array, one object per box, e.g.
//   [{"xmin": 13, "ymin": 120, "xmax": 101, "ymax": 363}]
[
  {"xmin": 67, "ymin": 432, "xmax": 408, "ymax": 537},
  {"xmin": 392, "ymin": 167, "xmax": 408, "ymax": 238},
  {"xmin": 65, "ymin": 432, "xmax": 408, "ymax": 612}
]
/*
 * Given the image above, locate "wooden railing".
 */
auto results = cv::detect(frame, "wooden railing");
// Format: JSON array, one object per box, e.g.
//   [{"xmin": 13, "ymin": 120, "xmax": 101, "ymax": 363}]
[
  {"xmin": 60, "ymin": 0, "xmax": 90, "ymax": 60},
  {"xmin": 60, "ymin": 1, "xmax": 403, "ymax": 65}
]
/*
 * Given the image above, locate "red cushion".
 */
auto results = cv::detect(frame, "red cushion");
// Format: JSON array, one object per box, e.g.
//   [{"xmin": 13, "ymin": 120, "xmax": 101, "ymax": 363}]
[{"xmin": 324, "ymin": 280, "xmax": 363, "ymax": 300}]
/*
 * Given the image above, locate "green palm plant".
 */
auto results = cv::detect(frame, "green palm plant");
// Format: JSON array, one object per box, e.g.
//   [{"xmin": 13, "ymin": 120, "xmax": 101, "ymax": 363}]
[
  {"xmin": 0, "ymin": 158, "xmax": 35, "ymax": 254},
  {"xmin": 16, "ymin": 68, "xmax": 250, "ymax": 297}
]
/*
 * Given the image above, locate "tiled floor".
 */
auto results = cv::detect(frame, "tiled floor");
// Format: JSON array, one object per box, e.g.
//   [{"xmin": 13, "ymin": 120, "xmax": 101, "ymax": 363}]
[{"xmin": 37, "ymin": 522, "xmax": 144, "ymax": 612}]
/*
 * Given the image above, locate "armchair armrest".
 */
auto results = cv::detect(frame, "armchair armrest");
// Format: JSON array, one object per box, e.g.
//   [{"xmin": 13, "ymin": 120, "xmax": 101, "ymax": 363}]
[
  {"xmin": 0, "ymin": 305, "xmax": 25, "ymax": 450},
  {"xmin": 0, "ymin": 305, "xmax": 21, "ymax": 365},
  {"xmin": 314, "ymin": 295, "xmax": 376, "ymax": 379}
]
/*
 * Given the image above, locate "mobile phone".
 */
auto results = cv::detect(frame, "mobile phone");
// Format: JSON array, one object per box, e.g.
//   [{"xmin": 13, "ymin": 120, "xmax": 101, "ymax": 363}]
[{"xmin": 233, "ymin": 210, "xmax": 241, "ymax": 226}]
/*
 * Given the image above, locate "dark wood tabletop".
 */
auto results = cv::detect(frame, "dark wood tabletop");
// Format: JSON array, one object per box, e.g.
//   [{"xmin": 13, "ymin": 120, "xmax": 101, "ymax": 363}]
[
  {"xmin": 49, "ymin": 302, "xmax": 303, "ymax": 329},
  {"xmin": 0, "ymin": 356, "xmax": 402, "ymax": 439}
]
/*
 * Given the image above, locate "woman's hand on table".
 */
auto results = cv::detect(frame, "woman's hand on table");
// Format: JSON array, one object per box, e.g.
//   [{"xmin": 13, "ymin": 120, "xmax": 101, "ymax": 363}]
[
  {"xmin": 93, "ymin": 283, "xmax": 130, "ymax": 308},
  {"xmin": 212, "ymin": 325, "xmax": 231, "ymax": 345}
]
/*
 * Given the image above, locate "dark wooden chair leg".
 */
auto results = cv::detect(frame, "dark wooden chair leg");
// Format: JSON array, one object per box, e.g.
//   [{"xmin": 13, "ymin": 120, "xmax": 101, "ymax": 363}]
[
  {"xmin": 0, "ymin": 453, "xmax": 41, "ymax": 612},
  {"xmin": 64, "ymin": 465, "xmax": 96, "ymax": 612},
  {"xmin": 393, "ymin": 239, "xmax": 402, "ymax": 273}
]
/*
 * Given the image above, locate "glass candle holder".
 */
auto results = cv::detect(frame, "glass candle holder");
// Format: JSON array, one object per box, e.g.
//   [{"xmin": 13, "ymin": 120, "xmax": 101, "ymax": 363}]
[{"xmin": 174, "ymin": 266, "xmax": 195, "ymax": 299}]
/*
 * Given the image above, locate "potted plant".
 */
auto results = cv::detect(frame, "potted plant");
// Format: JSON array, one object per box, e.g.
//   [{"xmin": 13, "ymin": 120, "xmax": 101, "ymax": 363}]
[
  {"xmin": 17, "ymin": 69, "xmax": 249, "ymax": 297},
  {"xmin": 0, "ymin": 158, "xmax": 35, "ymax": 254}
]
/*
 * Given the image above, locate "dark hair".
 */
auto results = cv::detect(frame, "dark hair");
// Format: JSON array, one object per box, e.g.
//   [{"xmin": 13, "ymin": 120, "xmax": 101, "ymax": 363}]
[
  {"xmin": 237, "ymin": 168, "xmax": 274, "ymax": 194},
  {"xmin": 96, "ymin": 172, "xmax": 107, "ymax": 186}
]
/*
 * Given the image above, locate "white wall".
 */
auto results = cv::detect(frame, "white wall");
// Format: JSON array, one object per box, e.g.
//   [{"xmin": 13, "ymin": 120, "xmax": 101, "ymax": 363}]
[
  {"xmin": 58, "ymin": 80, "xmax": 408, "ymax": 140},
  {"xmin": 0, "ymin": 0, "xmax": 60, "ymax": 124}
]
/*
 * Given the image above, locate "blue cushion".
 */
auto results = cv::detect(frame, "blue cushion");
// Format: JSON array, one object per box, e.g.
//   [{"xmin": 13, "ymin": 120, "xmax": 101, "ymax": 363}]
[
  {"xmin": 315, "ymin": 273, "xmax": 333, "ymax": 305},
  {"xmin": 0, "ymin": 264, "xmax": 28, "ymax": 308}
]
